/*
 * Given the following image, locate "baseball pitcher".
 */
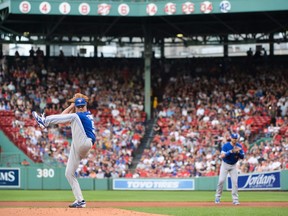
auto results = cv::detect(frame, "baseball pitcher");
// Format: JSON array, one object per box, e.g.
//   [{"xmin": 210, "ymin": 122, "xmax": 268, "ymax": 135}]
[{"xmin": 32, "ymin": 96, "xmax": 95, "ymax": 208}]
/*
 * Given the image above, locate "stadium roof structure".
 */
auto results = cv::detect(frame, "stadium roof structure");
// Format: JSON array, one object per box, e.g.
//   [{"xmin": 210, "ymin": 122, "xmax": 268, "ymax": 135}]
[{"xmin": 0, "ymin": 0, "xmax": 288, "ymax": 45}]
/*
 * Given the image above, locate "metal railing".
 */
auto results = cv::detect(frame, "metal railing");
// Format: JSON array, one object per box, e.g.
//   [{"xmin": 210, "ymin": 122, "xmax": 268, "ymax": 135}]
[{"xmin": 0, "ymin": 153, "xmax": 21, "ymax": 167}]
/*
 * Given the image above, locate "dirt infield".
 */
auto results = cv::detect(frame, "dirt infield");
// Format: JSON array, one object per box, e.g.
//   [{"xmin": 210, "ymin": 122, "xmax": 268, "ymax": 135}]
[{"xmin": 0, "ymin": 201, "xmax": 287, "ymax": 216}]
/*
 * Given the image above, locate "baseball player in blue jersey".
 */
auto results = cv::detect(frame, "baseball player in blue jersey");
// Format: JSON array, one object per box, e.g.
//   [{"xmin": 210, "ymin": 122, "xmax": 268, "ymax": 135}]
[
  {"xmin": 32, "ymin": 97, "xmax": 95, "ymax": 208},
  {"xmin": 215, "ymin": 133, "xmax": 244, "ymax": 205}
]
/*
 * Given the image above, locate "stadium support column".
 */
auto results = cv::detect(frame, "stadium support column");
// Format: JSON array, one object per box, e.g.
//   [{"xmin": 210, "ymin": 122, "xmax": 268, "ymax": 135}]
[
  {"xmin": 144, "ymin": 25, "xmax": 152, "ymax": 120},
  {"xmin": 94, "ymin": 45, "xmax": 98, "ymax": 58},
  {"xmin": 46, "ymin": 45, "xmax": 50, "ymax": 57},
  {"xmin": 160, "ymin": 38, "xmax": 164, "ymax": 59},
  {"xmin": 269, "ymin": 33, "xmax": 274, "ymax": 56},
  {"xmin": 0, "ymin": 43, "xmax": 2, "ymax": 58},
  {"xmin": 223, "ymin": 35, "xmax": 228, "ymax": 57}
]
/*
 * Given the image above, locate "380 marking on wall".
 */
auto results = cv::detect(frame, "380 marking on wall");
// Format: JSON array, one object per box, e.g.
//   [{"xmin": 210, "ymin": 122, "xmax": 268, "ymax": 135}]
[{"xmin": 36, "ymin": 168, "xmax": 55, "ymax": 178}]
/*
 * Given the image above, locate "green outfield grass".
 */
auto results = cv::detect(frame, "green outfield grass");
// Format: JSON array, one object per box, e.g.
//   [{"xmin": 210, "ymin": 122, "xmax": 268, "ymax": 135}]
[
  {"xmin": 0, "ymin": 190, "xmax": 287, "ymax": 202},
  {"xmin": 125, "ymin": 207, "xmax": 287, "ymax": 216},
  {"xmin": 0, "ymin": 190, "xmax": 287, "ymax": 216}
]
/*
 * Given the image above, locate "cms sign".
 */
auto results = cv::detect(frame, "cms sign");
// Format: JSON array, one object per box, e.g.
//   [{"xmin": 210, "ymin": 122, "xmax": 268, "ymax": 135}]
[{"xmin": 0, "ymin": 168, "xmax": 20, "ymax": 188}]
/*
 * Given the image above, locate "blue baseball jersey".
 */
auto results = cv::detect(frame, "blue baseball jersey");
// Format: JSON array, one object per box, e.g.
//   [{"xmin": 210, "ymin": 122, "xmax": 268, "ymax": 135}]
[
  {"xmin": 76, "ymin": 111, "xmax": 96, "ymax": 144},
  {"xmin": 221, "ymin": 142, "xmax": 245, "ymax": 165}
]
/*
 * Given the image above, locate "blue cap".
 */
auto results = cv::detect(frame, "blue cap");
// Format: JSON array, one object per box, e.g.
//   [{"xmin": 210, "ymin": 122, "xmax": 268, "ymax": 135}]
[
  {"xmin": 75, "ymin": 98, "xmax": 87, "ymax": 107},
  {"xmin": 231, "ymin": 133, "xmax": 238, "ymax": 139}
]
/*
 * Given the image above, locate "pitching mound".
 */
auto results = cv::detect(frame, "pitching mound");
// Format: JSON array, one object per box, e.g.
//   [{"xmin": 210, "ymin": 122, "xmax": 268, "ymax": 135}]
[{"xmin": 0, "ymin": 207, "xmax": 164, "ymax": 216}]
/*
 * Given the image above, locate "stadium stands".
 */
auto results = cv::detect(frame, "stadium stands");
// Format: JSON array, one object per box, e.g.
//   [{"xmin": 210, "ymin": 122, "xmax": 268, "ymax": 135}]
[{"xmin": 0, "ymin": 54, "xmax": 287, "ymax": 177}]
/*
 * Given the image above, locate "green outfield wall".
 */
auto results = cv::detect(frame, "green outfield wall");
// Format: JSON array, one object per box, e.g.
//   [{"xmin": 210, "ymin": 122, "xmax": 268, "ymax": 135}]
[
  {"xmin": 1, "ymin": 166, "xmax": 287, "ymax": 190},
  {"xmin": 1, "ymin": 128, "xmax": 287, "ymax": 191},
  {"xmin": 0, "ymin": 131, "xmax": 34, "ymax": 166}
]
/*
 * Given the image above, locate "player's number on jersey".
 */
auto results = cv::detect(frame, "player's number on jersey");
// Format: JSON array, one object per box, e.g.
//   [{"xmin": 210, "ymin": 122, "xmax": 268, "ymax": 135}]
[
  {"xmin": 87, "ymin": 114, "xmax": 96, "ymax": 133},
  {"xmin": 37, "ymin": 168, "xmax": 55, "ymax": 178}
]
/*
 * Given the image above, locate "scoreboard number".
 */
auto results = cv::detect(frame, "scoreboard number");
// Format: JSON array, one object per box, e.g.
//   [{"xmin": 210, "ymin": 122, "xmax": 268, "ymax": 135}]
[
  {"xmin": 146, "ymin": 3, "xmax": 158, "ymax": 16},
  {"xmin": 98, "ymin": 4, "xmax": 112, "ymax": 16},
  {"xmin": 59, "ymin": 2, "xmax": 71, "ymax": 15},
  {"xmin": 79, "ymin": 3, "xmax": 90, "ymax": 15},
  {"xmin": 219, "ymin": 1, "xmax": 231, "ymax": 13},
  {"xmin": 39, "ymin": 2, "xmax": 51, "ymax": 14},
  {"xmin": 182, "ymin": 2, "xmax": 194, "ymax": 15},
  {"xmin": 118, "ymin": 4, "xmax": 130, "ymax": 16},
  {"xmin": 200, "ymin": 1, "xmax": 213, "ymax": 14},
  {"xmin": 164, "ymin": 3, "xmax": 176, "ymax": 15},
  {"xmin": 19, "ymin": 1, "xmax": 31, "ymax": 14}
]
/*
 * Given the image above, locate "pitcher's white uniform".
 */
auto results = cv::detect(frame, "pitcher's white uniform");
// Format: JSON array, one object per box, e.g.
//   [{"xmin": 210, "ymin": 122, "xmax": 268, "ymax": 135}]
[
  {"xmin": 33, "ymin": 97, "xmax": 95, "ymax": 207},
  {"xmin": 44, "ymin": 111, "xmax": 95, "ymax": 202}
]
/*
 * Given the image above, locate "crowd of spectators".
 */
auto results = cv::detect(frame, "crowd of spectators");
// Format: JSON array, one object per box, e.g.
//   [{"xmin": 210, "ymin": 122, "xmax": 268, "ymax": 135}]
[
  {"xmin": 134, "ymin": 58, "xmax": 288, "ymax": 178},
  {"xmin": 0, "ymin": 51, "xmax": 146, "ymax": 177},
  {"xmin": 0, "ymin": 51, "xmax": 288, "ymax": 179}
]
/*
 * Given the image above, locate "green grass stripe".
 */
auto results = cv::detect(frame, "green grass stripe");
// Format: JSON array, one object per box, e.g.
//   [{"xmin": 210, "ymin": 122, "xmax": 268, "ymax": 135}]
[
  {"xmin": 0, "ymin": 190, "xmax": 287, "ymax": 202},
  {"xmin": 124, "ymin": 207, "xmax": 288, "ymax": 216}
]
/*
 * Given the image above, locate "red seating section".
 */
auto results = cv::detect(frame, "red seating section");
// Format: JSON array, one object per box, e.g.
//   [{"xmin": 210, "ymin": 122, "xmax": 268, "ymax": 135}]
[
  {"xmin": 250, "ymin": 116, "xmax": 271, "ymax": 134},
  {"xmin": 0, "ymin": 110, "xmax": 41, "ymax": 163}
]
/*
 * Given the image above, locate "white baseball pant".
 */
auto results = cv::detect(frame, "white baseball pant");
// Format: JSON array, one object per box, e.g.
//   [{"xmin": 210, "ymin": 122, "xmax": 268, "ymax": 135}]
[
  {"xmin": 44, "ymin": 113, "xmax": 92, "ymax": 202},
  {"xmin": 215, "ymin": 161, "xmax": 239, "ymax": 202}
]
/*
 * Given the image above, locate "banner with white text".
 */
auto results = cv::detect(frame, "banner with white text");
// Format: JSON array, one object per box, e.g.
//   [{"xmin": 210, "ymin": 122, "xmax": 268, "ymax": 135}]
[
  {"xmin": 113, "ymin": 179, "xmax": 195, "ymax": 190},
  {"xmin": 227, "ymin": 171, "xmax": 281, "ymax": 190},
  {"xmin": 0, "ymin": 168, "xmax": 20, "ymax": 188}
]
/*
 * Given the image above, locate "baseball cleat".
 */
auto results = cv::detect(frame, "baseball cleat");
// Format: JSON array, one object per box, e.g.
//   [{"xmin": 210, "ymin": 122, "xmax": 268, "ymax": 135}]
[
  {"xmin": 32, "ymin": 111, "xmax": 46, "ymax": 128},
  {"xmin": 215, "ymin": 197, "xmax": 220, "ymax": 204},
  {"xmin": 69, "ymin": 200, "xmax": 86, "ymax": 208},
  {"xmin": 233, "ymin": 201, "xmax": 240, "ymax": 205}
]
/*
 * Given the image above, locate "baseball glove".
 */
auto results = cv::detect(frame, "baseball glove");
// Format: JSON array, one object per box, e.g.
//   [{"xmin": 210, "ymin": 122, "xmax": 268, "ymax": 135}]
[
  {"xmin": 232, "ymin": 146, "xmax": 242, "ymax": 153},
  {"xmin": 67, "ymin": 93, "xmax": 89, "ymax": 104}
]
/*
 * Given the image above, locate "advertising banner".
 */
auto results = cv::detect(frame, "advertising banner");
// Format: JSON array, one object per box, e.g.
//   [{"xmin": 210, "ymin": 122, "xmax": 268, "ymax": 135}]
[
  {"xmin": 113, "ymin": 178, "xmax": 195, "ymax": 190},
  {"xmin": 227, "ymin": 171, "xmax": 281, "ymax": 190},
  {"xmin": 0, "ymin": 168, "xmax": 20, "ymax": 188}
]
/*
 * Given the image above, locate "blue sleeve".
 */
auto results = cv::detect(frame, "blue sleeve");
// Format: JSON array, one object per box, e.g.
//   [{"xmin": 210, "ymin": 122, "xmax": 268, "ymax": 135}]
[
  {"xmin": 238, "ymin": 147, "xmax": 245, "ymax": 159},
  {"xmin": 221, "ymin": 143, "xmax": 231, "ymax": 157},
  {"xmin": 225, "ymin": 150, "xmax": 232, "ymax": 157}
]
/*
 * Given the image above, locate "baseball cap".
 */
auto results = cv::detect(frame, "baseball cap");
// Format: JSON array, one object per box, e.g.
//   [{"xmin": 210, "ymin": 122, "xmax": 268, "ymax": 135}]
[
  {"xmin": 231, "ymin": 133, "xmax": 238, "ymax": 139},
  {"xmin": 75, "ymin": 98, "xmax": 87, "ymax": 107}
]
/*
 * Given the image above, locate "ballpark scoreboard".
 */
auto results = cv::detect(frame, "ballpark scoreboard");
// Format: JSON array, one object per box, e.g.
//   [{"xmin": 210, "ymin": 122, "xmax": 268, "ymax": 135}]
[{"xmin": 1, "ymin": 0, "xmax": 288, "ymax": 17}]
